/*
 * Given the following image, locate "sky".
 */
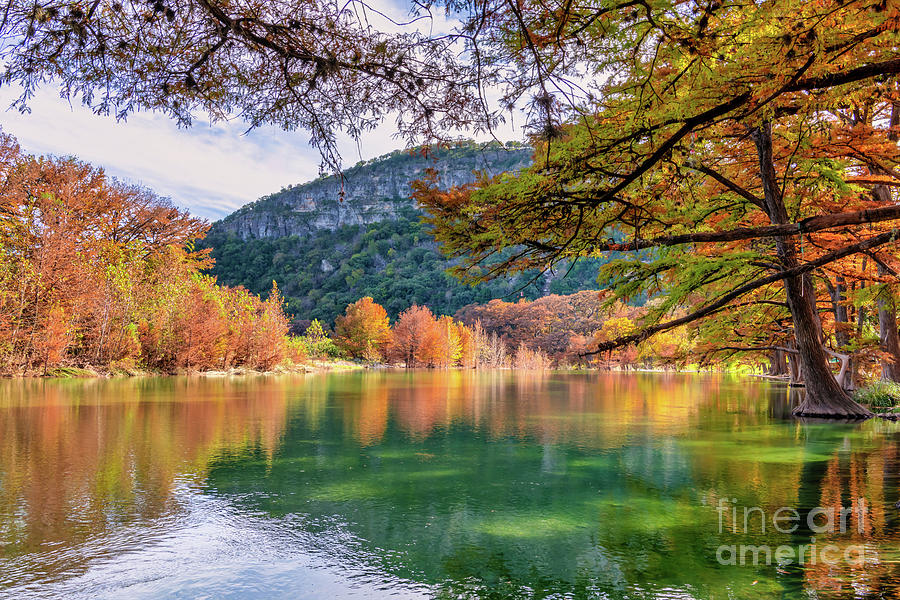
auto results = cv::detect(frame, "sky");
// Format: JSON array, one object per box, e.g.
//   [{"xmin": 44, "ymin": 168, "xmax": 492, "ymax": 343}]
[
  {"xmin": 0, "ymin": 1, "xmax": 519, "ymax": 222},
  {"xmin": 0, "ymin": 88, "xmax": 450, "ymax": 222}
]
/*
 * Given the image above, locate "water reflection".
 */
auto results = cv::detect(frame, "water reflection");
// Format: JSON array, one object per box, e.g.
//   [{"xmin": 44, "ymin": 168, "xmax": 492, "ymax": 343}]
[
  {"xmin": 0, "ymin": 377, "xmax": 291, "ymax": 591},
  {"xmin": 0, "ymin": 371, "xmax": 898, "ymax": 599}
]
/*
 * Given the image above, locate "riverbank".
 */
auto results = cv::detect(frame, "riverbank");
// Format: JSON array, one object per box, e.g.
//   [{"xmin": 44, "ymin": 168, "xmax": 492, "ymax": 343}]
[{"xmin": 2, "ymin": 359, "xmax": 364, "ymax": 379}]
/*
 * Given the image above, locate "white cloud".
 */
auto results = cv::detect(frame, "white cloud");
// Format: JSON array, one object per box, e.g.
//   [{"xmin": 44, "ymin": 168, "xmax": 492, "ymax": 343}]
[
  {"xmin": 0, "ymin": 0, "xmax": 525, "ymax": 221},
  {"xmin": 0, "ymin": 88, "xmax": 334, "ymax": 220},
  {"xmin": 0, "ymin": 87, "xmax": 523, "ymax": 221}
]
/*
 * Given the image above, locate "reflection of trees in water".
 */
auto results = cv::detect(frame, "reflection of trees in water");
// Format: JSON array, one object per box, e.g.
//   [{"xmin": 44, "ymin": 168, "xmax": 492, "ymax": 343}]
[
  {"xmin": 331, "ymin": 371, "xmax": 768, "ymax": 449},
  {"xmin": 201, "ymin": 372, "xmax": 805, "ymax": 597},
  {"xmin": 685, "ymin": 403, "xmax": 900, "ymax": 598},
  {"xmin": 3, "ymin": 373, "xmax": 900, "ymax": 598},
  {"xmin": 281, "ymin": 372, "xmax": 900, "ymax": 598},
  {"xmin": 770, "ymin": 385, "xmax": 796, "ymax": 419},
  {"xmin": 792, "ymin": 422, "xmax": 900, "ymax": 595},
  {"xmin": 0, "ymin": 377, "xmax": 291, "ymax": 559}
]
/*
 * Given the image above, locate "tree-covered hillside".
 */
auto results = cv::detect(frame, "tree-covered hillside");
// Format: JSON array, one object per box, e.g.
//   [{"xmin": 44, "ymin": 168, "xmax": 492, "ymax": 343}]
[
  {"xmin": 203, "ymin": 141, "xmax": 606, "ymax": 326},
  {"xmin": 206, "ymin": 207, "xmax": 604, "ymax": 325},
  {"xmin": 211, "ymin": 141, "xmax": 534, "ymax": 240}
]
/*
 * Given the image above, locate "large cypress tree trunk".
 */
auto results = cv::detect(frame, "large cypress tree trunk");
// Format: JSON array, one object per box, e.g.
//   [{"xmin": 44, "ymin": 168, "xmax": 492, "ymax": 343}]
[
  {"xmin": 769, "ymin": 349, "xmax": 788, "ymax": 377},
  {"xmin": 877, "ymin": 262, "xmax": 900, "ymax": 382},
  {"xmin": 753, "ymin": 123, "xmax": 871, "ymax": 419}
]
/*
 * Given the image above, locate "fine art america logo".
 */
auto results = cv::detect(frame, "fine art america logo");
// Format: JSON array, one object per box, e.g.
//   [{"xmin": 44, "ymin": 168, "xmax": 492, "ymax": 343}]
[{"xmin": 714, "ymin": 498, "xmax": 869, "ymax": 566}]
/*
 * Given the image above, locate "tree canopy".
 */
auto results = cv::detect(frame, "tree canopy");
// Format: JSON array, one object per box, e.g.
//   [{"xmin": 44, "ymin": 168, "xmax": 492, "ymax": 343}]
[
  {"xmin": 413, "ymin": 0, "xmax": 900, "ymax": 416},
  {"xmin": 0, "ymin": 130, "xmax": 296, "ymax": 373},
  {"xmin": 334, "ymin": 296, "xmax": 391, "ymax": 360}
]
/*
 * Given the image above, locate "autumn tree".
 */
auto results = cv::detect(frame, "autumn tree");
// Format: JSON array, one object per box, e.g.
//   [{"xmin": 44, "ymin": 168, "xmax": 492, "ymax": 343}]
[
  {"xmin": 419, "ymin": 315, "xmax": 462, "ymax": 368},
  {"xmin": 512, "ymin": 343, "xmax": 552, "ymax": 370},
  {"xmin": 456, "ymin": 322, "xmax": 475, "ymax": 368},
  {"xmin": 0, "ymin": 130, "xmax": 209, "ymax": 371},
  {"xmin": 335, "ymin": 297, "xmax": 392, "ymax": 361},
  {"xmin": 456, "ymin": 291, "xmax": 616, "ymax": 362},
  {"xmin": 253, "ymin": 282, "xmax": 290, "ymax": 370},
  {"xmin": 389, "ymin": 305, "xmax": 436, "ymax": 367},
  {"xmin": 0, "ymin": 130, "xmax": 296, "ymax": 374},
  {"xmin": 173, "ymin": 277, "xmax": 228, "ymax": 370},
  {"xmin": 416, "ymin": 0, "xmax": 900, "ymax": 418},
  {"xmin": 35, "ymin": 304, "xmax": 70, "ymax": 373}
]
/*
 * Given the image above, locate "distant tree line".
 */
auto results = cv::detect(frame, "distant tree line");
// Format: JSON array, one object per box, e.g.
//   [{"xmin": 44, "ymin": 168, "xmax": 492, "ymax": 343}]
[
  {"xmin": 318, "ymin": 297, "xmax": 553, "ymax": 369},
  {"xmin": 319, "ymin": 294, "xmax": 691, "ymax": 371}
]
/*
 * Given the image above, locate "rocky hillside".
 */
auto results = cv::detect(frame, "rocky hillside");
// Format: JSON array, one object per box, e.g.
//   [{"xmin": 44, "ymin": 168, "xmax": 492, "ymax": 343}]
[
  {"xmin": 212, "ymin": 142, "xmax": 532, "ymax": 240},
  {"xmin": 204, "ymin": 141, "xmax": 606, "ymax": 325}
]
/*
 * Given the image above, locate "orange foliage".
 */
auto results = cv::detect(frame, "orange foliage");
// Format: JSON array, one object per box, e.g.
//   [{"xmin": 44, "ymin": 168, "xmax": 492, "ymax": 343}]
[
  {"xmin": 418, "ymin": 315, "xmax": 461, "ymax": 368},
  {"xmin": 388, "ymin": 305, "xmax": 481, "ymax": 368},
  {"xmin": 389, "ymin": 305, "xmax": 436, "ymax": 367},
  {"xmin": 0, "ymin": 131, "xmax": 293, "ymax": 374},
  {"xmin": 454, "ymin": 291, "xmax": 681, "ymax": 368},
  {"xmin": 335, "ymin": 297, "xmax": 392, "ymax": 360}
]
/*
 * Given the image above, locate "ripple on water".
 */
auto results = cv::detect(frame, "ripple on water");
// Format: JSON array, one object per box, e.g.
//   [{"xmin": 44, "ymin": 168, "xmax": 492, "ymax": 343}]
[{"xmin": 1, "ymin": 480, "xmax": 429, "ymax": 600}]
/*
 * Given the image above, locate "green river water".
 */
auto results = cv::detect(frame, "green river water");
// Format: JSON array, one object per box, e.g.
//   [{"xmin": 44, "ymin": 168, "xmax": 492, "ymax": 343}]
[{"xmin": 1, "ymin": 371, "xmax": 899, "ymax": 599}]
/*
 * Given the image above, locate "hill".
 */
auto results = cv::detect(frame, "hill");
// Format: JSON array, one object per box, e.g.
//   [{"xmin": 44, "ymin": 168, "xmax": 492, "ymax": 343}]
[{"xmin": 204, "ymin": 141, "xmax": 605, "ymax": 325}]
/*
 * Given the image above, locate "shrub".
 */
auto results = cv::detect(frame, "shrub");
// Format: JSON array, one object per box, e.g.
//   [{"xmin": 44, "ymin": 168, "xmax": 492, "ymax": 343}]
[
  {"xmin": 854, "ymin": 381, "xmax": 900, "ymax": 409},
  {"xmin": 512, "ymin": 343, "xmax": 553, "ymax": 370},
  {"xmin": 285, "ymin": 336, "xmax": 308, "ymax": 364},
  {"xmin": 298, "ymin": 320, "xmax": 342, "ymax": 358}
]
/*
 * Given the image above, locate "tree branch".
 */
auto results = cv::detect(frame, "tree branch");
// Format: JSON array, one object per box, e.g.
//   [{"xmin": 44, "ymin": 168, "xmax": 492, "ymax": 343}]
[
  {"xmin": 583, "ymin": 230, "xmax": 900, "ymax": 355},
  {"xmin": 708, "ymin": 345, "xmax": 799, "ymax": 355},
  {"xmin": 689, "ymin": 164, "xmax": 765, "ymax": 209},
  {"xmin": 567, "ymin": 204, "xmax": 900, "ymax": 253}
]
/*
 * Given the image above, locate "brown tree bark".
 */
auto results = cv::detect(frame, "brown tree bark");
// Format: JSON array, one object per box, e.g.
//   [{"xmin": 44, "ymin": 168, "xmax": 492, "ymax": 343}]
[
  {"xmin": 852, "ymin": 299, "xmax": 867, "ymax": 390},
  {"xmin": 876, "ymin": 270, "xmax": 900, "ymax": 381},
  {"xmin": 769, "ymin": 349, "xmax": 789, "ymax": 377},
  {"xmin": 578, "ymin": 205, "xmax": 900, "ymax": 253},
  {"xmin": 753, "ymin": 122, "xmax": 871, "ymax": 418},
  {"xmin": 788, "ymin": 352, "xmax": 802, "ymax": 386},
  {"xmin": 824, "ymin": 275, "xmax": 851, "ymax": 350}
]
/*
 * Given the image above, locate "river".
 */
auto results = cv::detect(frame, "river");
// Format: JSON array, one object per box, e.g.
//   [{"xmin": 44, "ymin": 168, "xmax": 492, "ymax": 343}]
[{"xmin": 1, "ymin": 371, "xmax": 898, "ymax": 598}]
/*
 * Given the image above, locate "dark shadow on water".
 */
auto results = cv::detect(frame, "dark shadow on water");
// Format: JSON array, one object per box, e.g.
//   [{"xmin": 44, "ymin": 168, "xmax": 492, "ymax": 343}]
[{"xmin": 767, "ymin": 384, "xmax": 795, "ymax": 420}]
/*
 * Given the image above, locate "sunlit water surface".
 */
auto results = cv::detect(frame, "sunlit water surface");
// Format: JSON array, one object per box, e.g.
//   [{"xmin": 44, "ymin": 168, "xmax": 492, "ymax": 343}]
[{"xmin": 1, "ymin": 371, "xmax": 900, "ymax": 599}]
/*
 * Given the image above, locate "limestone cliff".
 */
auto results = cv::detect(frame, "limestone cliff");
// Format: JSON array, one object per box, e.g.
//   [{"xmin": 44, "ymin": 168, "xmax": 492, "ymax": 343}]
[{"xmin": 212, "ymin": 142, "xmax": 531, "ymax": 240}]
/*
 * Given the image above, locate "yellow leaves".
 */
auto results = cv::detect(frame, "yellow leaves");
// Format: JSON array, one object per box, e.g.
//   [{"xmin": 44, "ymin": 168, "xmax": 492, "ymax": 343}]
[
  {"xmin": 335, "ymin": 297, "xmax": 392, "ymax": 361},
  {"xmin": 600, "ymin": 316, "xmax": 636, "ymax": 341}
]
